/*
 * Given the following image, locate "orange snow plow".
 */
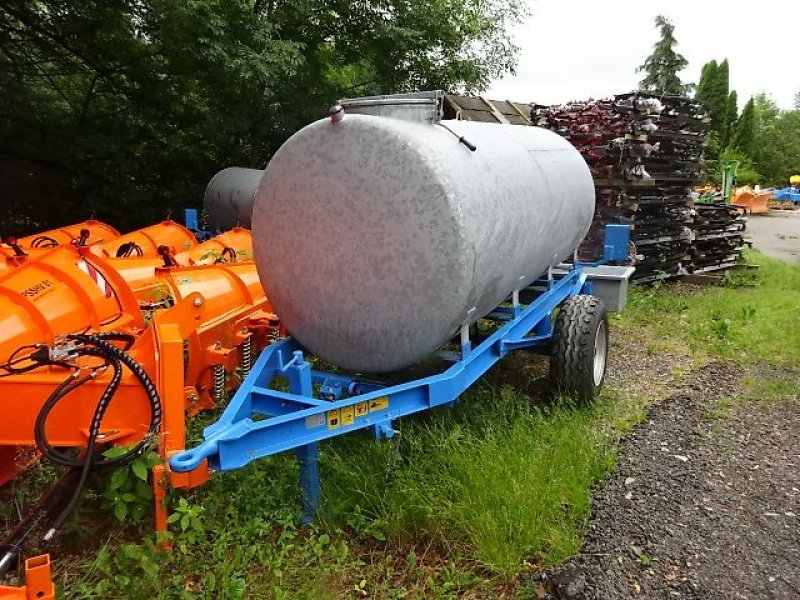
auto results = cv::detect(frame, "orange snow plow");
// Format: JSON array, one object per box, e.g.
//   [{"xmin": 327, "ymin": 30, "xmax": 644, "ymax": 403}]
[
  {"xmin": 15, "ymin": 220, "xmax": 120, "ymax": 250},
  {"xmin": 0, "ymin": 244, "xmax": 278, "ymax": 532},
  {"xmin": 732, "ymin": 186, "xmax": 772, "ymax": 214},
  {"xmin": 0, "ymin": 246, "xmax": 145, "ymax": 363},
  {"xmin": 0, "ymin": 214, "xmax": 273, "ymax": 594},
  {"xmin": 88, "ymin": 220, "xmax": 196, "ymax": 258},
  {"xmin": 1, "ymin": 219, "xmax": 120, "ymax": 276},
  {"xmin": 103, "ymin": 227, "xmax": 254, "ymax": 302}
]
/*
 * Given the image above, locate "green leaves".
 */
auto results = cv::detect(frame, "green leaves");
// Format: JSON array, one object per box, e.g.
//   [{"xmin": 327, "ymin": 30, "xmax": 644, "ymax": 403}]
[
  {"xmin": 1, "ymin": 0, "xmax": 522, "ymax": 233},
  {"xmin": 132, "ymin": 459, "xmax": 149, "ymax": 482},
  {"xmin": 101, "ymin": 448, "xmax": 159, "ymax": 523}
]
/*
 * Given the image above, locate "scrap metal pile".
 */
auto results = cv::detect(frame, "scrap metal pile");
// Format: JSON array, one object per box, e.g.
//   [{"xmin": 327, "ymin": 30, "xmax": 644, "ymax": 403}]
[
  {"xmin": 533, "ymin": 93, "xmax": 745, "ymax": 282},
  {"xmin": 690, "ymin": 202, "xmax": 747, "ymax": 273}
]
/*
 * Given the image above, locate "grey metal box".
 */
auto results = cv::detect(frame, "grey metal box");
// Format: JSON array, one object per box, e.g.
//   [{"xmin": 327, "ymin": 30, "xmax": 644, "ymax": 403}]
[{"xmin": 583, "ymin": 266, "xmax": 636, "ymax": 312}]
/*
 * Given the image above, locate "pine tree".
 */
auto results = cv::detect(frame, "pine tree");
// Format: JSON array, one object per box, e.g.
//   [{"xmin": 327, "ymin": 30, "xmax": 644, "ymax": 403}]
[
  {"xmin": 696, "ymin": 59, "xmax": 730, "ymax": 131},
  {"xmin": 731, "ymin": 97, "xmax": 756, "ymax": 157},
  {"xmin": 637, "ymin": 15, "xmax": 692, "ymax": 95},
  {"xmin": 722, "ymin": 90, "xmax": 738, "ymax": 147},
  {"xmin": 695, "ymin": 60, "xmax": 718, "ymax": 104},
  {"xmin": 711, "ymin": 60, "xmax": 731, "ymax": 129}
]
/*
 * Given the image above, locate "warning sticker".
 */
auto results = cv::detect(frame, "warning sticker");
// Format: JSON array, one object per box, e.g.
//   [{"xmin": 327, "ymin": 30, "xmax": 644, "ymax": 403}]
[
  {"xmin": 76, "ymin": 261, "xmax": 114, "ymax": 299},
  {"xmin": 305, "ymin": 413, "xmax": 325, "ymax": 429},
  {"xmin": 327, "ymin": 409, "xmax": 342, "ymax": 430},
  {"xmin": 368, "ymin": 397, "xmax": 389, "ymax": 412},
  {"xmin": 354, "ymin": 402, "xmax": 369, "ymax": 418},
  {"xmin": 341, "ymin": 405, "xmax": 354, "ymax": 426}
]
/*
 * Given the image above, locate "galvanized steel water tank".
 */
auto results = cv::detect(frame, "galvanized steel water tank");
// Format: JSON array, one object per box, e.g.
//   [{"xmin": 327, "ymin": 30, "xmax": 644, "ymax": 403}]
[
  {"xmin": 252, "ymin": 100, "xmax": 595, "ymax": 372},
  {"xmin": 204, "ymin": 167, "xmax": 263, "ymax": 230}
]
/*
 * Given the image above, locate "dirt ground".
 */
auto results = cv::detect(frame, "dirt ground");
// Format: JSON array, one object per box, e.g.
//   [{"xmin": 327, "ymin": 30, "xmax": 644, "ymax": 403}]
[
  {"xmin": 746, "ymin": 211, "xmax": 800, "ymax": 262},
  {"xmin": 538, "ymin": 361, "xmax": 800, "ymax": 599}
]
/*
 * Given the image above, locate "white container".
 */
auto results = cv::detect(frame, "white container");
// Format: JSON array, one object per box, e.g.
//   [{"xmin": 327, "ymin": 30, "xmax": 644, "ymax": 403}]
[{"xmin": 252, "ymin": 114, "xmax": 595, "ymax": 372}]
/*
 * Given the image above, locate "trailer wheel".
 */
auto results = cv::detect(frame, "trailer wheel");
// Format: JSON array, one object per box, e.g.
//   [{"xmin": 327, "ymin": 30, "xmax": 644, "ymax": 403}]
[{"xmin": 550, "ymin": 295, "xmax": 608, "ymax": 403}]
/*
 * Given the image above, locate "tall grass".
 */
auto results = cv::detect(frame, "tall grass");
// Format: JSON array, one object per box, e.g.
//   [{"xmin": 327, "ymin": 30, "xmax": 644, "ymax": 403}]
[
  {"xmin": 322, "ymin": 381, "xmax": 615, "ymax": 576},
  {"xmin": 623, "ymin": 250, "xmax": 800, "ymax": 365}
]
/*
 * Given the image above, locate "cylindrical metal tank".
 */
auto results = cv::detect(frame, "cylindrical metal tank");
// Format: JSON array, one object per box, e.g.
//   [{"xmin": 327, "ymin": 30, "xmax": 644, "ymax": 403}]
[
  {"xmin": 204, "ymin": 167, "xmax": 264, "ymax": 230},
  {"xmin": 252, "ymin": 114, "xmax": 595, "ymax": 372}
]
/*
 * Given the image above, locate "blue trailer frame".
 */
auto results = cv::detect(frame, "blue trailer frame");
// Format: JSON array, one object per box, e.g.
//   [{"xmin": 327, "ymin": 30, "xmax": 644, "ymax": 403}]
[{"xmin": 170, "ymin": 225, "xmax": 631, "ymax": 522}]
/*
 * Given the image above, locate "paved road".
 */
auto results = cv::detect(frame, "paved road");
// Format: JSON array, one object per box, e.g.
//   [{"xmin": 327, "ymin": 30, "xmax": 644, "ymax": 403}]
[{"xmin": 746, "ymin": 211, "xmax": 800, "ymax": 262}]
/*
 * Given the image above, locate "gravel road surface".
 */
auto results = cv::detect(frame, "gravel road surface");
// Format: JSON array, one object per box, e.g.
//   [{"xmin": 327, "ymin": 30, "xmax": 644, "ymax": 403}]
[{"xmin": 541, "ymin": 361, "xmax": 800, "ymax": 600}]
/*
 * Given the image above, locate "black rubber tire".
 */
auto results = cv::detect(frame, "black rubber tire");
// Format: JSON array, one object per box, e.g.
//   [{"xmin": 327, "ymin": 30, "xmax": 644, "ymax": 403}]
[{"xmin": 550, "ymin": 295, "xmax": 608, "ymax": 403}]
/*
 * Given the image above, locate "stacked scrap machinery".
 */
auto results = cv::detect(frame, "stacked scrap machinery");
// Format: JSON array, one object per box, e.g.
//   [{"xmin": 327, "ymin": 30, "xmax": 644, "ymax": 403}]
[
  {"xmin": 533, "ymin": 93, "xmax": 746, "ymax": 281},
  {"xmin": 0, "ymin": 218, "xmax": 279, "ymax": 595}
]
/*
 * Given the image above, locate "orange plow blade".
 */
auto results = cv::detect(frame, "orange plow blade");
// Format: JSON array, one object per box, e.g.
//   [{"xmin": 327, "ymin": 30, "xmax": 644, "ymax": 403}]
[{"xmin": 89, "ymin": 220, "xmax": 196, "ymax": 258}]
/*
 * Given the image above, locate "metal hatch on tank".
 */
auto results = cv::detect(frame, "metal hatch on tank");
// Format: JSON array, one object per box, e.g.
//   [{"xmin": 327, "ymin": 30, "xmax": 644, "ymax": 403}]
[{"xmin": 251, "ymin": 91, "xmax": 596, "ymax": 372}]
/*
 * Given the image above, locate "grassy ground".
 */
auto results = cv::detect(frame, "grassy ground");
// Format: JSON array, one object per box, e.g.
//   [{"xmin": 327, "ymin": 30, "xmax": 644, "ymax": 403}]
[{"xmin": 4, "ymin": 251, "xmax": 799, "ymax": 599}]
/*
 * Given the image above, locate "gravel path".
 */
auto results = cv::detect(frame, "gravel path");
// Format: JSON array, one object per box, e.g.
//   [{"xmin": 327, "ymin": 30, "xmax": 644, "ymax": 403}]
[{"xmin": 541, "ymin": 361, "xmax": 800, "ymax": 600}]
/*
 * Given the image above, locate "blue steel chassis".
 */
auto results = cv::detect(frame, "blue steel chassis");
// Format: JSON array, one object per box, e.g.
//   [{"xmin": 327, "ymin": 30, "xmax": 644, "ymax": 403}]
[{"xmin": 171, "ymin": 225, "xmax": 630, "ymax": 522}]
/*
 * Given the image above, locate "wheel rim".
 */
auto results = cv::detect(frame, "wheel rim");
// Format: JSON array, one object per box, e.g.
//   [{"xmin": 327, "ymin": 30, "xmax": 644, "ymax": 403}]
[{"xmin": 593, "ymin": 320, "xmax": 607, "ymax": 387}]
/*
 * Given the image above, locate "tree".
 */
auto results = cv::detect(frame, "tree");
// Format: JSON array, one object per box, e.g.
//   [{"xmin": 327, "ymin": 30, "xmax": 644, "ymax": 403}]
[
  {"xmin": 695, "ymin": 59, "xmax": 729, "ymax": 131},
  {"xmin": 712, "ymin": 60, "xmax": 730, "ymax": 128},
  {"xmin": 637, "ymin": 15, "xmax": 692, "ymax": 96},
  {"xmin": 0, "ymin": 0, "xmax": 524, "ymax": 232},
  {"xmin": 695, "ymin": 60, "xmax": 718, "ymax": 105},
  {"xmin": 722, "ymin": 90, "xmax": 738, "ymax": 147},
  {"xmin": 750, "ymin": 94, "xmax": 800, "ymax": 185},
  {"xmin": 731, "ymin": 97, "xmax": 756, "ymax": 157}
]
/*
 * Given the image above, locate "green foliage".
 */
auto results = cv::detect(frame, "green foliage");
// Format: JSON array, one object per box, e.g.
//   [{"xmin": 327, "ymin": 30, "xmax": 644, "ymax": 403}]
[
  {"xmin": 713, "ymin": 60, "xmax": 731, "ymax": 123},
  {"xmin": 101, "ymin": 448, "xmax": 160, "ymax": 524},
  {"xmin": 695, "ymin": 59, "xmax": 738, "ymax": 156},
  {"xmin": 730, "ymin": 97, "xmax": 756, "ymax": 157},
  {"xmin": 0, "ymin": 0, "xmax": 523, "ymax": 233},
  {"xmin": 720, "ymin": 147, "xmax": 760, "ymax": 186},
  {"xmin": 722, "ymin": 90, "xmax": 738, "ymax": 147},
  {"xmin": 695, "ymin": 60, "xmax": 717, "ymax": 104},
  {"xmin": 750, "ymin": 94, "xmax": 800, "ymax": 186},
  {"xmin": 637, "ymin": 15, "xmax": 692, "ymax": 95}
]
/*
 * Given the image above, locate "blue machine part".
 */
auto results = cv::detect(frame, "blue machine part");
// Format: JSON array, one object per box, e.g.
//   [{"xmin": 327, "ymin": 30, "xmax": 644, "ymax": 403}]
[
  {"xmin": 772, "ymin": 187, "xmax": 800, "ymax": 204},
  {"xmin": 184, "ymin": 208, "xmax": 199, "ymax": 233},
  {"xmin": 171, "ymin": 225, "xmax": 631, "ymax": 522},
  {"xmin": 184, "ymin": 207, "xmax": 213, "ymax": 241}
]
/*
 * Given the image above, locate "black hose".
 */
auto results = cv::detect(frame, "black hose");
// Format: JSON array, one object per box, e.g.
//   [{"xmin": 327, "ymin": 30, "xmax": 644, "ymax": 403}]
[
  {"xmin": 30, "ymin": 235, "xmax": 58, "ymax": 248},
  {"xmin": 32, "ymin": 334, "xmax": 161, "ymax": 540},
  {"xmin": 215, "ymin": 246, "xmax": 237, "ymax": 264},
  {"xmin": 0, "ymin": 467, "xmax": 82, "ymax": 578},
  {"xmin": 115, "ymin": 241, "xmax": 144, "ymax": 257}
]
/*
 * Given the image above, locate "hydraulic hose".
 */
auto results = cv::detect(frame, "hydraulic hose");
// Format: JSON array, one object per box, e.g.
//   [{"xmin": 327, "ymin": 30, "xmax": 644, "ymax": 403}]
[
  {"xmin": 0, "ymin": 468, "xmax": 82, "ymax": 578},
  {"xmin": 32, "ymin": 334, "xmax": 161, "ymax": 540}
]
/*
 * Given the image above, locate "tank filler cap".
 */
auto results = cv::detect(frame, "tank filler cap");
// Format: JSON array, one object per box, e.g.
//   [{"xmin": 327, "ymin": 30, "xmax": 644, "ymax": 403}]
[{"xmin": 329, "ymin": 104, "xmax": 345, "ymax": 124}]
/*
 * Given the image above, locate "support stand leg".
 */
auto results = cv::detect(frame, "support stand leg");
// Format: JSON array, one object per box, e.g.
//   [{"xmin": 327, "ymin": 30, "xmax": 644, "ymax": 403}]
[{"xmin": 296, "ymin": 443, "xmax": 320, "ymax": 525}]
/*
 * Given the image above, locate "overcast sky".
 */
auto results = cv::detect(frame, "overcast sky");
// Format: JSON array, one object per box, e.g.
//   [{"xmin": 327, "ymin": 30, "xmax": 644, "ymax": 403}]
[{"xmin": 487, "ymin": 0, "xmax": 798, "ymax": 110}]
